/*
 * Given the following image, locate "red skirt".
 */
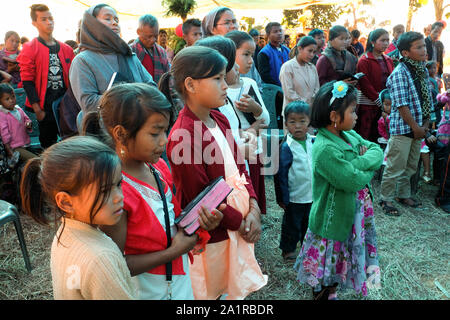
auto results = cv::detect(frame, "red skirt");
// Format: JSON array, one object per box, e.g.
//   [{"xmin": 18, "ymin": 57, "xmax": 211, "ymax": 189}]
[
  {"xmin": 248, "ymin": 158, "xmax": 267, "ymax": 215},
  {"xmin": 355, "ymin": 104, "xmax": 381, "ymax": 143}
]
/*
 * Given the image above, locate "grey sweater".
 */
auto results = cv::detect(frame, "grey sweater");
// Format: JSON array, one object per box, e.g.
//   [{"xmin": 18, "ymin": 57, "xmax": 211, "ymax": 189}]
[{"xmin": 69, "ymin": 50, "xmax": 156, "ymax": 112}]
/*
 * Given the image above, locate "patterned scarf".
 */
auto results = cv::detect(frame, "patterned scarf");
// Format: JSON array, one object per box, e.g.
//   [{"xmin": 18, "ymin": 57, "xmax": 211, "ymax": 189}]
[
  {"xmin": 131, "ymin": 39, "xmax": 170, "ymax": 83},
  {"xmin": 401, "ymin": 56, "xmax": 432, "ymax": 118}
]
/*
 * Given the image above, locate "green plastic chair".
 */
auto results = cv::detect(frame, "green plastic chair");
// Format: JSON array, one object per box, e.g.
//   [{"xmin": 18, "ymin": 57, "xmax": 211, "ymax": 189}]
[{"xmin": 0, "ymin": 200, "xmax": 32, "ymax": 272}]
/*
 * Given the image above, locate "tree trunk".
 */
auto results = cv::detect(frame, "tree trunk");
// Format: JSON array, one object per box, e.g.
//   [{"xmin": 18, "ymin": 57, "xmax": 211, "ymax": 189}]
[
  {"xmin": 406, "ymin": 0, "xmax": 415, "ymax": 31},
  {"xmin": 434, "ymin": 0, "xmax": 450, "ymax": 20}
]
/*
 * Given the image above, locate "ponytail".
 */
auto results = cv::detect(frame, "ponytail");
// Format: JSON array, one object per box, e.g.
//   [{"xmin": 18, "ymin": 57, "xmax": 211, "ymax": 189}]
[
  {"xmin": 158, "ymin": 72, "xmax": 184, "ymax": 119},
  {"xmin": 20, "ymin": 157, "xmax": 48, "ymax": 225},
  {"xmin": 81, "ymin": 110, "xmax": 114, "ymax": 148}
]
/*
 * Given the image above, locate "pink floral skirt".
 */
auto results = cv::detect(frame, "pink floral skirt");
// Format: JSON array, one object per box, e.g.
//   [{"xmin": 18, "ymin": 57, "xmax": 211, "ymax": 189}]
[{"xmin": 294, "ymin": 188, "xmax": 381, "ymax": 296}]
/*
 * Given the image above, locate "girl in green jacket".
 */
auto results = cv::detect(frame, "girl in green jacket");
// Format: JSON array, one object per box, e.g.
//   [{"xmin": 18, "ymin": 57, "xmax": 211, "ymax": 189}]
[{"xmin": 294, "ymin": 81, "xmax": 383, "ymax": 300}]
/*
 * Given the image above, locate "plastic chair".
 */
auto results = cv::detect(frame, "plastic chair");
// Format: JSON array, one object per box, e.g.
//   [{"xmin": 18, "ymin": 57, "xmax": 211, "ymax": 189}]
[
  {"xmin": 0, "ymin": 200, "xmax": 32, "ymax": 272},
  {"xmin": 261, "ymin": 83, "xmax": 284, "ymax": 130}
]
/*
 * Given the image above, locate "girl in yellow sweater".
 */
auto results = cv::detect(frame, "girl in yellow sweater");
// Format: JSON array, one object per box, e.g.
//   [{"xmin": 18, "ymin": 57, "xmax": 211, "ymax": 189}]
[{"xmin": 20, "ymin": 136, "xmax": 137, "ymax": 299}]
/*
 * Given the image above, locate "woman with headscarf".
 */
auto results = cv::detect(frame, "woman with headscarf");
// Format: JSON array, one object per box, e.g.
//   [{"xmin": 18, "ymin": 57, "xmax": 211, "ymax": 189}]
[
  {"xmin": 70, "ymin": 4, "xmax": 155, "ymax": 113},
  {"xmin": 202, "ymin": 7, "xmax": 238, "ymax": 38},
  {"xmin": 203, "ymin": 7, "xmax": 264, "ymax": 90}
]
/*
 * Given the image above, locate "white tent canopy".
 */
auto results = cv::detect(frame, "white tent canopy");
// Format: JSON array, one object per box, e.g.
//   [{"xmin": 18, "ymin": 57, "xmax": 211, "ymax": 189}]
[
  {"xmin": 72, "ymin": 0, "xmax": 351, "ymax": 18},
  {"xmin": 0, "ymin": 0, "xmax": 350, "ymax": 41}
]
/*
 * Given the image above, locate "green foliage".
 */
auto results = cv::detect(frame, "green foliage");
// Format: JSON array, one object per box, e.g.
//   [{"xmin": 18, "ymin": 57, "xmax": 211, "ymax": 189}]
[
  {"xmin": 162, "ymin": 0, "xmax": 197, "ymax": 21},
  {"xmin": 240, "ymin": 16, "xmax": 256, "ymax": 32},
  {"xmin": 281, "ymin": 9, "xmax": 303, "ymax": 29},
  {"xmin": 307, "ymin": 5, "xmax": 343, "ymax": 30}
]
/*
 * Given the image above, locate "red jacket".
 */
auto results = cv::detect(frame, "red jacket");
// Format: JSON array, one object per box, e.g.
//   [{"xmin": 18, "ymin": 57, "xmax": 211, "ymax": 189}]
[
  {"xmin": 17, "ymin": 38, "xmax": 74, "ymax": 110},
  {"xmin": 357, "ymin": 52, "xmax": 394, "ymax": 103},
  {"xmin": 122, "ymin": 159, "xmax": 185, "ymax": 275},
  {"xmin": 167, "ymin": 106, "xmax": 257, "ymax": 244}
]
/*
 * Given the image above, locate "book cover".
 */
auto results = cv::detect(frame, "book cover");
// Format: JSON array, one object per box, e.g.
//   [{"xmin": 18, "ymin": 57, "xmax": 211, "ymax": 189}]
[{"xmin": 175, "ymin": 176, "xmax": 233, "ymax": 235}]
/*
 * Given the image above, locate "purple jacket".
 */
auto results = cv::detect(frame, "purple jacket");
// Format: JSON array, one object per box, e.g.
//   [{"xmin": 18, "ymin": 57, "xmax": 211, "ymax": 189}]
[{"xmin": 0, "ymin": 106, "xmax": 31, "ymax": 149}]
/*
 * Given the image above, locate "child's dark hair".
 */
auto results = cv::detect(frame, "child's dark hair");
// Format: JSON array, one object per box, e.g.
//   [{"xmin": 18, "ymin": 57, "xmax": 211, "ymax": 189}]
[
  {"xmin": 379, "ymin": 89, "xmax": 391, "ymax": 103},
  {"xmin": 350, "ymin": 29, "xmax": 361, "ymax": 39},
  {"xmin": 20, "ymin": 136, "xmax": 120, "ymax": 237},
  {"xmin": 224, "ymin": 30, "xmax": 253, "ymax": 50},
  {"xmin": 194, "ymin": 36, "xmax": 236, "ymax": 72},
  {"xmin": 328, "ymin": 25, "xmax": 349, "ymax": 41},
  {"xmin": 284, "ymin": 100, "xmax": 310, "ymax": 120},
  {"xmin": 310, "ymin": 81, "xmax": 357, "ymax": 128},
  {"xmin": 4, "ymin": 31, "xmax": 20, "ymax": 43},
  {"xmin": 248, "ymin": 29, "xmax": 260, "ymax": 37},
  {"xmin": 182, "ymin": 18, "xmax": 201, "ymax": 35},
  {"xmin": 426, "ymin": 60, "xmax": 437, "ymax": 69},
  {"xmin": 0, "ymin": 83, "xmax": 14, "ymax": 100},
  {"xmin": 30, "ymin": 4, "xmax": 50, "ymax": 21},
  {"xmin": 365, "ymin": 28, "xmax": 388, "ymax": 53},
  {"xmin": 159, "ymin": 46, "xmax": 227, "ymax": 103},
  {"xmin": 290, "ymin": 36, "xmax": 316, "ymax": 59},
  {"xmin": 82, "ymin": 83, "xmax": 173, "ymax": 146},
  {"xmin": 397, "ymin": 31, "xmax": 424, "ymax": 53},
  {"xmin": 308, "ymin": 29, "xmax": 324, "ymax": 38},
  {"xmin": 431, "ymin": 21, "xmax": 445, "ymax": 31},
  {"xmin": 265, "ymin": 22, "xmax": 281, "ymax": 35}
]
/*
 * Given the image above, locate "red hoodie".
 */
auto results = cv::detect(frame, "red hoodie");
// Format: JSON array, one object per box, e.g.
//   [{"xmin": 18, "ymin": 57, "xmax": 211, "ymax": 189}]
[
  {"xmin": 17, "ymin": 38, "xmax": 74, "ymax": 110},
  {"xmin": 357, "ymin": 52, "xmax": 394, "ymax": 103}
]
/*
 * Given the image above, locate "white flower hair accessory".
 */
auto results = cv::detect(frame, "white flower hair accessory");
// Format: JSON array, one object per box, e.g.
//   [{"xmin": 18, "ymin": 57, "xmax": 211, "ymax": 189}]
[{"xmin": 330, "ymin": 81, "xmax": 349, "ymax": 106}]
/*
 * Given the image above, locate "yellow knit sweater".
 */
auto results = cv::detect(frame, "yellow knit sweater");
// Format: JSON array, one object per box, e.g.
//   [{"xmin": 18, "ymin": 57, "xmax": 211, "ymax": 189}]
[{"xmin": 50, "ymin": 218, "xmax": 137, "ymax": 300}]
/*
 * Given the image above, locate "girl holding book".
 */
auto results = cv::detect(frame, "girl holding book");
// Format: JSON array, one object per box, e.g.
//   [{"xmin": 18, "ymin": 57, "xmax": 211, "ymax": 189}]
[
  {"xmin": 82, "ymin": 83, "xmax": 223, "ymax": 300},
  {"xmin": 160, "ymin": 45, "xmax": 268, "ymax": 300}
]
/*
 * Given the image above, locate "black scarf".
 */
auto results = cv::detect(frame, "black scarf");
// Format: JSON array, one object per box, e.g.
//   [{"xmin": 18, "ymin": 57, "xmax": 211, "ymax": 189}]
[
  {"xmin": 79, "ymin": 9, "xmax": 135, "ymax": 83},
  {"xmin": 401, "ymin": 56, "xmax": 432, "ymax": 119}
]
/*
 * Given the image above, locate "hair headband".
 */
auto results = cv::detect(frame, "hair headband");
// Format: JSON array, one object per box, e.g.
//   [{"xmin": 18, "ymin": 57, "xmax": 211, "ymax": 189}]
[{"xmin": 330, "ymin": 81, "xmax": 349, "ymax": 106}]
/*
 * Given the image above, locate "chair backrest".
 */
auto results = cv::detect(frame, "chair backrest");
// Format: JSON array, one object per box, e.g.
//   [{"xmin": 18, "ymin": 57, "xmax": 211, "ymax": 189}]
[
  {"xmin": 261, "ymin": 83, "xmax": 284, "ymax": 130},
  {"xmin": 13, "ymin": 88, "xmax": 26, "ymax": 108}
]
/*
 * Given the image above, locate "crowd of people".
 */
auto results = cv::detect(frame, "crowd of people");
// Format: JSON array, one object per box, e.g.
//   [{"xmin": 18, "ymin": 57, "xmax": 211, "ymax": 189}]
[{"xmin": 0, "ymin": 2, "xmax": 448, "ymax": 301}]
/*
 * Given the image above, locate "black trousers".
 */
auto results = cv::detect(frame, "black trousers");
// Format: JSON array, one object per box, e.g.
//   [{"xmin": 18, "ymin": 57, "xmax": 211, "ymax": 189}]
[
  {"xmin": 38, "ymin": 103, "xmax": 59, "ymax": 149},
  {"xmin": 279, "ymin": 202, "xmax": 312, "ymax": 253}
]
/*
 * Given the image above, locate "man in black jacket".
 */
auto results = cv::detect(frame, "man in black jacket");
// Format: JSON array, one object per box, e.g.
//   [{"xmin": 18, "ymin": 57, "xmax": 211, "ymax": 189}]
[{"xmin": 425, "ymin": 21, "xmax": 445, "ymax": 77}]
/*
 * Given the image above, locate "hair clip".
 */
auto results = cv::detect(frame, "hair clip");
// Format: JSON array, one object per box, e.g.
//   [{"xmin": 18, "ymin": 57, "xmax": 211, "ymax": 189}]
[{"xmin": 330, "ymin": 81, "xmax": 349, "ymax": 106}]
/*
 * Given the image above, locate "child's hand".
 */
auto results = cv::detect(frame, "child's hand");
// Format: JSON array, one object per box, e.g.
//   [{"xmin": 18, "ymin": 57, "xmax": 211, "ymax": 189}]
[
  {"xmin": 426, "ymin": 135, "xmax": 437, "ymax": 144},
  {"xmin": 247, "ymin": 119, "xmax": 268, "ymax": 135},
  {"xmin": 412, "ymin": 125, "xmax": 426, "ymax": 140},
  {"xmin": 359, "ymin": 145, "xmax": 368, "ymax": 156},
  {"xmin": 170, "ymin": 228, "xmax": 199, "ymax": 255},
  {"xmin": 240, "ymin": 199, "xmax": 262, "ymax": 243},
  {"xmin": 235, "ymin": 94, "xmax": 262, "ymax": 116},
  {"xmin": 198, "ymin": 204, "xmax": 225, "ymax": 231},
  {"xmin": 343, "ymin": 78, "xmax": 358, "ymax": 86}
]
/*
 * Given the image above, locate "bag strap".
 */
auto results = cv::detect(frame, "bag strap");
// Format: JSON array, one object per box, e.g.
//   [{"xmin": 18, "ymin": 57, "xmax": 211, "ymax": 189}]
[{"xmin": 149, "ymin": 165, "xmax": 172, "ymax": 283}]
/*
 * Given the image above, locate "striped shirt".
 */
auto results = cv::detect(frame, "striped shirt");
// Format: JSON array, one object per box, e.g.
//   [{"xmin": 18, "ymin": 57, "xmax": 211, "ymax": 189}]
[{"xmin": 386, "ymin": 62, "xmax": 427, "ymax": 136}]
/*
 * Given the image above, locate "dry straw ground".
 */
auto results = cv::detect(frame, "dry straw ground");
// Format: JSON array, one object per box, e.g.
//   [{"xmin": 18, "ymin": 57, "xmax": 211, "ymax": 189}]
[{"xmin": 0, "ymin": 175, "xmax": 449, "ymax": 300}]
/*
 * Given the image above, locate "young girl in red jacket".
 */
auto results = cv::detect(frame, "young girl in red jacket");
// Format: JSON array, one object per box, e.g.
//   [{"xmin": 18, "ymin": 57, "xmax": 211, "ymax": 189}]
[
  {"xmin": 355, "ymin": 29, "xmax": 394, "ymax": 142},
  {"xmin": 160, "ymin": 46, "xmax": 268, "ymax": 300},
  {"xmin": 82, "ymin": 83, "xmax": 223, "ymax": 300}
]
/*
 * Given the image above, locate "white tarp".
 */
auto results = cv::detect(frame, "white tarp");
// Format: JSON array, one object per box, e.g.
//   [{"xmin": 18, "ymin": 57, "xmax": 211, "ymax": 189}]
[{"xmin": 71, "ymin": 0, "xmax": 352, "ymax": 18}]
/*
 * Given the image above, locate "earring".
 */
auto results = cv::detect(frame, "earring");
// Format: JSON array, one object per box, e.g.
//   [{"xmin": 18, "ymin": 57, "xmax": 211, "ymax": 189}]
[
  {"xmin": 334, "ymin": 121, "xmax": 337, "ymax": 128},
  {"xmin": 120, "ymin": 148, "xmax": 126, "ymax": 158}
]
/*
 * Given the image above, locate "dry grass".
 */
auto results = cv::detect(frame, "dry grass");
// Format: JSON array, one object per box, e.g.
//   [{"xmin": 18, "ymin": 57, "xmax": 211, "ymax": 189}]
[
  {"xmin": 249, "ymin": 176, "xmax": 450, "ymax": 300},
  {"xmin": 0, "ymin": 174, "xmax": 449, "ymax": 300}
]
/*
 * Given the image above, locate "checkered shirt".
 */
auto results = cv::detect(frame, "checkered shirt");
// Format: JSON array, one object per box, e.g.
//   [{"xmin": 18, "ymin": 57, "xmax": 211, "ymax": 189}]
[{"xmin": 386, "ymin": 62, "xmax": 425, "ymax": 135}]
